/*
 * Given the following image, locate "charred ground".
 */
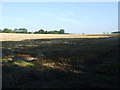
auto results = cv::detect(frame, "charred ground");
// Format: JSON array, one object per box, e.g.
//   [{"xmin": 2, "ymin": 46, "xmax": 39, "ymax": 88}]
[{"xmin": 2, "ymin": 36, "xmax": 119, "ymax": 88}]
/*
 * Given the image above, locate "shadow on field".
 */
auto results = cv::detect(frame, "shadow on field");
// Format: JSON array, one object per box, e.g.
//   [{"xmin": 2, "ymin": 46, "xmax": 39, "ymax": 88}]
[{"xmin": 2, "ymin": 37, "xmax": 120, "ymax": 88}]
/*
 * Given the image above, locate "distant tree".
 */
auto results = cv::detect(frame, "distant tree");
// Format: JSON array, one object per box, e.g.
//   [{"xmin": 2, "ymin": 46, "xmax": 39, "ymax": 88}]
[
  {"xmin": 27, "ymin": 32, "xmax": 32, "ymax": 34},
  {"xmin": 14, "ymin": 28, "xmax": 27, "ymax": 33},
  {"xmin": 19, "ymin": 28, "xmax": 27, "ymax": 33},
  {"xmin": 33, "ymin": 29, "xmax": 66, "ymax": 34},
  {"xmin": 111, "ymin": 31, "xmax": 120, "ymax": 33},
  {"xmin": 3, "ymin": 28, "xmax": 13, "ymax": 33},
  {"xmin": 13, "ymin": 28, "xmax": 18, "ymax": 33},
  {"xmin": 52, "ymin": 30, "xmax": 59, "ymax": 34},
  {"xmin": 38, "ymin": 29, "xmax": 44, "ymax": 34},
  {"xmin": 0, "ymin": 29, "xmax": 2, "ymax": 33},
  {"xmin": 34, "ymin": 31, "xmax": 39, "ymax": 34},
  {"xmin": 103, "ymin": 32, "xmax": 105, "ymax": 34},
  {"xmin": 59, "ymin": 29, "xmax": 65, "ymax": 34},
  {"xmin": 44, "ymin": 31, "xmax": 48, "ymax": 34},
  {"xmin": 48, "ymin": 31, "xmax": 53, "ymax": 34}
]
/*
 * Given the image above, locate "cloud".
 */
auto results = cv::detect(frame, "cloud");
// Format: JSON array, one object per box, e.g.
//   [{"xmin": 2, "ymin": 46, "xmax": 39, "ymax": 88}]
[
  {"xmin": 36, "ymin": 11, "xmax": 54, "ymax": 16},
  {"xmin": 36, "ymin": 10, "xmax": 76, "ymax": 17},
  {"xmin": 57, "ymin": 16, "xmax": 80, "ymax": 24},
  {"xmin": 36, "ymin": 11, "xmax": 80, "ymax": 24},
  {"xmin": 58, "ymin": 11, "xmax": 75, "ymax": 18},
  {"xmin": 57, "ymin": 17, "xmax": 74, "ymax": 22}
]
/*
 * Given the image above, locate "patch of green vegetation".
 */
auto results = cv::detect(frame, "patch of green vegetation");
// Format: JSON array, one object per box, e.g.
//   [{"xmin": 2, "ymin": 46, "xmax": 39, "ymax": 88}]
[
  {"xmin": 2, "ymin": 58, "xmax": 13, "ymax": 62},
  {"xmin": 13, "ymin": 60, "xmax": 34, "ymax": 67}
]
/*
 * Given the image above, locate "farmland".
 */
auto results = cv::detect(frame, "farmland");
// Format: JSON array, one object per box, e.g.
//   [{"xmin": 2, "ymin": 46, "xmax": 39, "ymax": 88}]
[
  {"xmin": 0, "ymin": 33, "xmax": 112, "ymax": 41},
  {"xmin": 1, "ymin": 33, "xmax": 119, "ymax": 88}
]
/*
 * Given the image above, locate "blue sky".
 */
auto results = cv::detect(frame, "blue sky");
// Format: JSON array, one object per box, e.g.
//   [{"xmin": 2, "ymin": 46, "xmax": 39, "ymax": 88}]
[{"xmin": 1, "ymin": 2, "xmax": 118, "ymax": 34}]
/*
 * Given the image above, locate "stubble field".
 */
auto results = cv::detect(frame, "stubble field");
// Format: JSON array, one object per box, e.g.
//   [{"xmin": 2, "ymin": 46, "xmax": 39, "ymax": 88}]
[
  {"xmin": 1, "ymin": 33, "xmax": 119, "ymax": 88},
  {"xmin": 0, "ymin": 33, "xmax": 111, "ymax": 41}
]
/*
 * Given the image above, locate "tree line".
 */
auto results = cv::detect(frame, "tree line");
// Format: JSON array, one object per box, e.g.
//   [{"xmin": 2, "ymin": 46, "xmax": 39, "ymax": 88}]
[{"xmin": 0, "ymin": 28, "xmax": 67, "ymax": 34}]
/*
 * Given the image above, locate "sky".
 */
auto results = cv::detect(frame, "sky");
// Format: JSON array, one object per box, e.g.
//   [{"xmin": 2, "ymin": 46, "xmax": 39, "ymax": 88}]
[{"xmin": 0, "ymin": 2, "xmax": 118, "ymax": 34}]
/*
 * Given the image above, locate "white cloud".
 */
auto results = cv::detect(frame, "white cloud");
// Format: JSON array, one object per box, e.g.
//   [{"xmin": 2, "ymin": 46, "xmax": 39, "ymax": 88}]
[
  {"xmin": 57, "ymin": 17, "xmax": 74, "ymax": 22},
  {"xmin": 36, "ymin": 11, "xmax": 80, "ymax": 24},
  {"xmin": 57, "ymin": 16, "xmax": 80, "ymax": 24},
  {"xmin": 58, "ymin": 11, "xmax": 75, "ymax": 18},
  {"xmin": 36, "ymin": 11, "xmax": 54, "ymax": 16}
]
